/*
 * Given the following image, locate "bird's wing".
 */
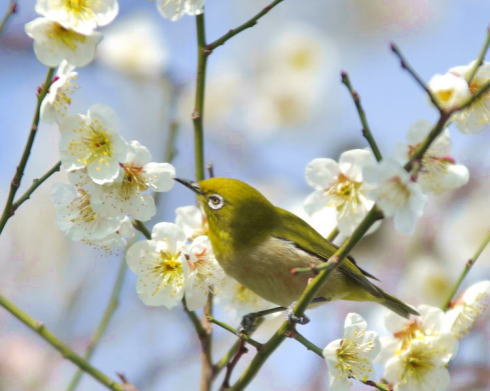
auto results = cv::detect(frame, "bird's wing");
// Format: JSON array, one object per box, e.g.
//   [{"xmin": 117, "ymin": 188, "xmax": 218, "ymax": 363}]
[{"xmin": 272, "ymin": 207, "xmax": 383, "ymax": 298}]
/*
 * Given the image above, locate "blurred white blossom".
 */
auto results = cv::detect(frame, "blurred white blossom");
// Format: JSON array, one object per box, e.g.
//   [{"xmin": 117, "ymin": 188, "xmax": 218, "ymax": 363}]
[
  {"xmin": 86, "ymin": 216, "xmax": 136, "ymax": 249},
  {"xmin": 98, "ymin": 14, "xmax": 168, "ymax": 77},
  {"xmin": 35, "ymin": 0, "xmax": 118, "ymax": 34},
  {"xmin": 323, "ymin": 313, "xmax": 380, "ymax": 391},
  {"xmin": 175, "ymin": 205, "xmax": 208, "ymax": 240},
  {"xmin": 184, "ymin": 235, "xmax": 225, "ymax": 310},
  {"xmin": 215, "ymin": 277, "xmax": 274, "ymax": 320},
  {"xmin": 305, "ymin": 149, "xmax": 375, "ymax": 236},
  {"xmin": 87, "ymin": 140, "xmax": 175, "ymax": 221},
  {"xmin": 126, "ymin": 222, "xmax": 188, "ymax": 308},
  {"xmin": 446, "ymin": 280, "xmax": 490, "ymax": 338},
  {"xmin": 364, "ymin": 159, "xmax": 426, "ymax": 234},
  {"xmin": 428, "ymin": 72, "xmax": 470, "ymax": 110},
  {"xmin": 59, "ymin": 104, "xmax": 127, "ymax": 184},
  {"xmin": 25, "ymin": 17, "xmax": 102, "ymax": 67},
  {"xmin": 399, "ymin": 256, "xmax": 453, "ymax": 306},
  {"xmin": 450, "ymin": 61, "xmax": 490, "ymax": 133},
  {"xmin": 156, "ymin": 0, "xmax": 204, "ymax": 21},
  {"xmin": 40, "ymin": 60, "xmax": 78, "ymax": 123},
  {"xmin": 397, "ymin": 120, "xmax": 469, "ymax": 194}
]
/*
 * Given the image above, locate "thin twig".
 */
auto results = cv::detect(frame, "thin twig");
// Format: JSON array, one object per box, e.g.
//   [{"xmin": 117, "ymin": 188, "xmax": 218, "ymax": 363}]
[
  {"xmin": 340, "ymin": 71, "xmax": 382, "ymax": 161},
  {"xmin": 221, "ymin": 340, "xmax": 248, "ymax": 390},
  {"xmin": 443, "ymin": 231, "xmax": 490, "ymax": 310},
  {"xmin": 65, "ymin": 258, "xmax": 128, "ymax": 391},
  {"xmin": 466, "ymin": 27, "xmax": 490, "ymax": 85},
  {"xmin": 0, "ymin": 294, "xmax": 124, "ymax": 391},
  {"xmin": 11, "ymin": 161, "xmax": 61, "ymax": 212},
  {"xmin": 206, "ymin": 0, "xmax": 285, "ymax": 51},
  {"xmin": 132, "ymin": 220, "xmax": 151, "ymax": 239},
  {"xmin": 0, "ymin": 0, "xmax": 16, "ymax": 35},
  {"xmin": 208, "ymin": 316, "xmax": 263, "ymax": 350},
  {"xmin": 390, "ymin": 43, "xmax": 442, "ymax": 113},
  {"xmin": 0, "ymin": 67, "xmax": 55, "ymax": 235}
]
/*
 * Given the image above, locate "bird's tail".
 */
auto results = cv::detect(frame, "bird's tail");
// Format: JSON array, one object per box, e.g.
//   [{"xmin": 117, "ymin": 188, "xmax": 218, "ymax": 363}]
[{"xmin": 379, "ymin": 291, "xmax": 419, "ymax": 319}]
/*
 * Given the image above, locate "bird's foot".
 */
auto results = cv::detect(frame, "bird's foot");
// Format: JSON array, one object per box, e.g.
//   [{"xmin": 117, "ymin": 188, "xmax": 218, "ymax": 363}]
[
  {"xmin": 239, "ymin": 306, "xmax": 287, "ymax": 334},
  {"xmin": 286, "ymin": 302, "xmax": 310, "ymax": 325}
]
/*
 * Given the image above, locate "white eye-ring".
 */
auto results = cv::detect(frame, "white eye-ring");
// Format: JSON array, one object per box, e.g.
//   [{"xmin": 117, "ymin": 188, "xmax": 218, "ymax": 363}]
[{"xmin": 208, "ymin": 194, "xmax": 224, "ymax": 210}]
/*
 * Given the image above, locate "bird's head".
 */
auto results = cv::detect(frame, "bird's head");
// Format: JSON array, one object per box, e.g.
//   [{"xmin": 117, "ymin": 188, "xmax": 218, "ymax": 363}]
[{"xmin": 175, "ymin": 177, "xmax": 278, "ymax": 255}]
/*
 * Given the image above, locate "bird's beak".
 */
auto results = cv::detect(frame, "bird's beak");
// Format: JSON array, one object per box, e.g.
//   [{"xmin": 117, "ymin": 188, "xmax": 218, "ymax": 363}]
[{"xmin": 174, "ymin": 178, "xmax": 203, "ymax": 195}]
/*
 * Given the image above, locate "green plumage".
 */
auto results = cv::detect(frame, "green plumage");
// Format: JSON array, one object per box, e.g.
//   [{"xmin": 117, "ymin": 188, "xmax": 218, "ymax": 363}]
[{"xmin": 177, "ymin": 177, "xmax": 418, "ymax": 318}]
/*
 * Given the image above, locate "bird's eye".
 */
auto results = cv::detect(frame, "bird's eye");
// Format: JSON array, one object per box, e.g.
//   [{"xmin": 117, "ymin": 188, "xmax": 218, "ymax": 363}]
[{"xmin": 207, "ymin": 194, "xmax": 224, "ymax": 210}]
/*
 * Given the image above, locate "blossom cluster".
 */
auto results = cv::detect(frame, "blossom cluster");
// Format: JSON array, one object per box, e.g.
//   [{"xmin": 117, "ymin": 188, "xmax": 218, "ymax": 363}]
[
  {"xmin": 324, "ymin": 280, "xmax": 490, "ymax": 391},
  {"xmin": 126, "ymin": 206, "xmax": 273, "ymax": 313},
  {"xmin": 23, "ymin": 2, "xmax": 177, "ymax": 249},
  {"xmin": 304, "ymin": 60, "xmax": 489, "ymax": 235}
]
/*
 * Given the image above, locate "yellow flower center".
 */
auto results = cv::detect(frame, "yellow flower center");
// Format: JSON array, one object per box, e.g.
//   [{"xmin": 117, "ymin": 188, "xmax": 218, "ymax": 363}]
[
  {"xmin": 71, "ymin": 189, "xmax": 97, "ymax": 223},
  {"xmin": 436, "ymin": 89, "xmax": 454, "ymax": 103},
  {"xmin": 400, "ymin": 346, "xmax": 435, "ymax": 383},
  {"xmin": 62, "ymin": 0, "xmax": 99, "ymax": 22},
  {"xmin": 151, "ymin": 251, "xmax": 183, "ymax": 296},
  {"xmin": 335, "ymin": 338, "xmax": 373, "ymax": 379},
  {"xmin": 288, "ymin": 47, "xmax": 314, "ymax": 71},
  {"xmin": 69, "ymin": 120, "xmax": 114, "ymax": 167},
  {"xmin": 324, "ymin": 173, "xmax": 364, "ymax": 213},
  {"xmin": 118, "ymin": 163, "xmax": 148, "ymax": 200},
  {"xmin": 48, "ymin": 22, "xmax": 86, "ymax": 50}
]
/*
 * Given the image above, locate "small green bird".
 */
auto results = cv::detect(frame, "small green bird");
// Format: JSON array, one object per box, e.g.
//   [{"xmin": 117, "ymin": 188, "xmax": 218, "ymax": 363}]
[{"xmin": 175, "ymin": 177, "xmax": 418, "ymax": 319}]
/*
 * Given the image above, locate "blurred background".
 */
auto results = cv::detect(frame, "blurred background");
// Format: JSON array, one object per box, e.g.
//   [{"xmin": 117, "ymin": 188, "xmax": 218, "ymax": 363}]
[{"xmin": 1, "ymin": 0, "xmax": 489, "ymax": 390}]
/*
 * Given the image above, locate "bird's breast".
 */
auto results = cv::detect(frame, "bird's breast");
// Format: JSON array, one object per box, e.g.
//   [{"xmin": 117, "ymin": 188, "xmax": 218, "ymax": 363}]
[{"xmin": 216, "ymin": 236, "xmax": 344, "ymax": 307}]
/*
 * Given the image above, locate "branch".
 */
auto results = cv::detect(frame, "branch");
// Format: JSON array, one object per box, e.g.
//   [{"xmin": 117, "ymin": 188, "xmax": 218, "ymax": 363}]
[
  {"xmin": 11, "ymin": 161, "xmax": 61, "ymax": 212},
  {"xmin": 132, "ymin": 220, "xmax": 151, "ymax": 239},
  {"xmin": 193, "ymin": 13, "xmax": 209, "ymax": 183},
  {"xmin": 192, "ymin": 13, "xmax": 215, "ymax": 391},
  {"xmin": 0, "ymin": 67, "xmax": 55, "ymax": 235},
  {"xmin": 443, "ymin": 230, "xmax": 490, "ymax": 310},
  {"xmin": 0, "ymin": 294, "xmax": 124, "ymax": 391},
  {"xmin": 65, "ymin": 258, "xmax": 128, "ymax": 391},
  {"xmin": 207, "ymin": 316, "xmax": 263, "ymax": 350},
  {"xmin": 340, "ymin": 71, "xmax": 382, "ymax": 161},
  {"xmin": 326, "ymin": 227, "xmax": 339, "ymax": 242},
  {"xmin": 466, "ymin": 27, "xmax": 490, "ymax": 85},
  {"xmin": 206, "ymin": 0, "xmax": 285, "ymax": 51},
  {"xmin": 0, "ymin": 0, "xmax": 16, "ymax": 35},
  {"xmin": 390, "ymin": 43, "xmax": 443, "ymax": 113}
]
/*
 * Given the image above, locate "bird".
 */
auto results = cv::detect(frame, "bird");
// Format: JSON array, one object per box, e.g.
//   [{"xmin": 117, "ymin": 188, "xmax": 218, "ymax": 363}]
[{"xmin": 175, "ymin": 177, "xmax": 418, "ymax": 319}]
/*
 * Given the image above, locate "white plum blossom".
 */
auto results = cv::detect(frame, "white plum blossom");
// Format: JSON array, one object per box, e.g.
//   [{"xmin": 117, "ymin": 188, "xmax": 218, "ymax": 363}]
[
  {"xmin": 51, "ymin": 182, "xmax": 122, "ymax": 242},
  {"xmin": 323, "ymin": 313, "xmax": 380, "ymax": 391},
  {"xmin": 184, "ymin": 235, "xmax": 225, "ymax": 310},
  {"xmin": 25, "ymin": 17, "xmax": 102, "ymax": 67},
  {"xmin": 40, "ymin": 60, "xmax": 78, "ymax": 123},
  {"xmin": 86, "ymin": 216, "xmax": 135, "ymax": 249},
  {"xmin": 305, "ymin": 149, "xmax": 375, "ymax": 236},
  {"xmin": 215, "ymin": 277, "xmax": 274, "ymax": 320},
  {"xmin": 175, "ymin": 205, "xmax": 207, "ymax": 240},
  {"xmin": 59, "ymin": 104, "xmax": 127, "ymax": 184},
  {"xmin": 88, "ymin": 140, "xmax": 175, "ymax": 221},
  {"xmin": 35, "ymin": 0, "xmax": 119, "ymax": 35},
  {"xmin": 428, "ymin": 72, "xmax": 470, "ymax": 110},
  {"xmin": 397, "ymin": 120, "xmax": 469, "ymax": 194},
  {"xmin": 156, "ymin": 0, "xmax": 204, "ymax": 21},
  {"xmin": 126, "ymin": 222, "xmax": 188, "ymax": 308},
  {"xmin": 450, "ymin": 61, "xmax": 490, "ymax": 133},
  {"xmin": 445, "ymin": 280, "xmax": 490, "ymax": 338},
  {"xmin": 98, "ymin": 14, "xmax": 168, "ymax": 78},
  {"xmin": 384, "ymin": 334, "xmax": 456, "ymax": 391},
  {"xmin": 380, "ymin": 305, "xmax": 458, "ymax": 391},
  {"xmin": 364, "ymin": 159, "xmax": 427, "ymax": 234}
]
